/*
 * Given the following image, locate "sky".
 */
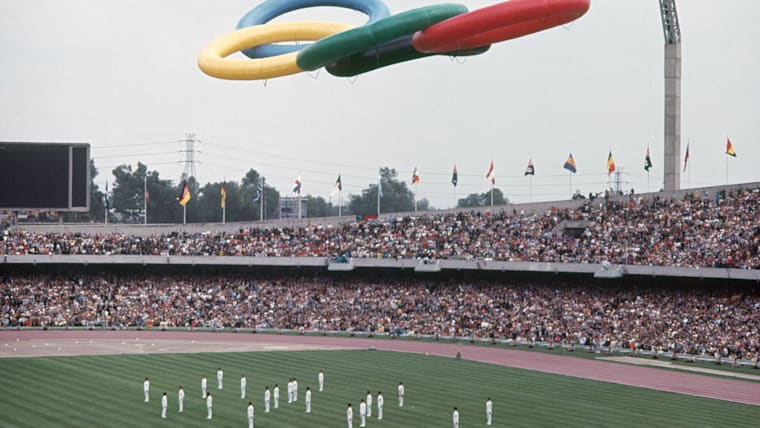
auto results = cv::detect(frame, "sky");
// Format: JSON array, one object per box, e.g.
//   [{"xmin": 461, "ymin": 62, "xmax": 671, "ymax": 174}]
[{"xmin": 1, "ymin": 0, "xmax": 758, "ymax": 209}]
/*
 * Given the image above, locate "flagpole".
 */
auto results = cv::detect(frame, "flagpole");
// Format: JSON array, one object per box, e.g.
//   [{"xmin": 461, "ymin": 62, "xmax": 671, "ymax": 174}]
[
  {"xmin": 104, "ymin": 180, "xmax": 108, "ymax": 225},
  {"xmin": 490, "ymin": 184, "xmax": 494, "ymax": 207},
  {"xmin": 569, "ymin": 173, "xmax": 572, "ymax": 199},
  {"xmin": 338, "ymin": 190, "xmax": 342, "ymax": 217},
  {"xmin": 414, "ymin": 187, "xmax": 418, "ymax": 212},
  {"xmin": 298, "ymin": 191, "xmax": 302, "ymax": 220},
  {"xmin": 529, "ymin": 175, "xmax": 533, "ymax": 202},
  {"xmin": 261, "ymin": 178, "xmax": 265, "ymax": 222},
  {"xmin": 144, "ymin": 176, "xmax": 147, "ymax": 225},
  {"xmin": 377, "ymin": 171, "xmax": 381, "ymax": 217},
  {"xmin": 183, "ymin": 204, "xmax": 186, "ymax": 225}
]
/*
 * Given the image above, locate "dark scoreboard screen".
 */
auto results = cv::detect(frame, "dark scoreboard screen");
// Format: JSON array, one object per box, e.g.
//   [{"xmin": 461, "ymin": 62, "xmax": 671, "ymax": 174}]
[{"xmin": 0, "ymin": 142, "xmax": 90, "ymax": 211}]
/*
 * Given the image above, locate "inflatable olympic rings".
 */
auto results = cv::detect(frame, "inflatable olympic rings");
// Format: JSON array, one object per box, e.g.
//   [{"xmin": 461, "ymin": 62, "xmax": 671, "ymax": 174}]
[
  {"xmin": 413, "ymin": 0, "xmax": 591, "ymax": 53},
  {"xmin": 296, "ymin": 4, "xmax": 470, "ymax": 72},
  {"xmin": 238, "ymin": 0, "xmax": 391, "ymax": 59},
  {"xmin": 197, "ymin": 0, "xmax": 590, "ymax": 81},
  {"xmin": 197, "ymin": 21, "xmax": 352, "ymax": 80}
]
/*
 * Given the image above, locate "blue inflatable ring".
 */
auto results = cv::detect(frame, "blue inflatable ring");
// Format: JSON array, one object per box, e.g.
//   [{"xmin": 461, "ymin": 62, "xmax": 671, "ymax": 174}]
[{"xmin": 238, "ymin": 0, "xmax": 391, "ymax": 59}]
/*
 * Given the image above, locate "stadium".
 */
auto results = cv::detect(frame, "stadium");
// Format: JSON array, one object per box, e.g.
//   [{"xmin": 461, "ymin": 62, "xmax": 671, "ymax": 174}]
[{"xmin": 2, "ymin": 0, "xmax": 760, "ymax": 427}]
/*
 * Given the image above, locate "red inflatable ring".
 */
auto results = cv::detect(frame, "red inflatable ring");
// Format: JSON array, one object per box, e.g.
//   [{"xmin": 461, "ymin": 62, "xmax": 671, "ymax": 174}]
[{"xmin": 412, "ymin": 0, "xmax": 590, "ymax": 53}]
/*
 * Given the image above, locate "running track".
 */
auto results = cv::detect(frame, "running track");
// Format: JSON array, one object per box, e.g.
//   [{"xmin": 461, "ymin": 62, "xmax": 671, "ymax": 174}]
[{"xmin": 4, "ymin": 330, "xmax": 760, "ymax": 407}]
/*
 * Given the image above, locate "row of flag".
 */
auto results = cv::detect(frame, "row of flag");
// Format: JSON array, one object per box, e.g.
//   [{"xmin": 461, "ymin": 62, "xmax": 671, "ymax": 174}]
[{"xmin": 165, "ymin": 139, "xmax": 739, "ymax": 207}]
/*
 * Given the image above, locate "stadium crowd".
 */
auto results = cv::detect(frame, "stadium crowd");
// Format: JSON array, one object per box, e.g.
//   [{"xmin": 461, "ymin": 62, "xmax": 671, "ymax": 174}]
[
  {"xmin": 2, "ymin": 274, "xmax": 759, "ymax": 362},
  {"xmin": 2, "ymin": 187, "xmax": 759, "ymax": 269}
]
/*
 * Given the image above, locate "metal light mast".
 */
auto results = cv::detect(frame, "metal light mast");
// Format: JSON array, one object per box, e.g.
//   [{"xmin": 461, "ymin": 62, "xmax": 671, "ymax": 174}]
[{"xmin": 659, "ymin": 0, "xmax": 681, "ymax": 191}]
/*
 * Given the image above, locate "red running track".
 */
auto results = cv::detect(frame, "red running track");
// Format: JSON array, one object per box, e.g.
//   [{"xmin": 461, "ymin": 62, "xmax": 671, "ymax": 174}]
[{"xmin": 3, "ymin": 330, "xmax": 760, "ymax": 407}]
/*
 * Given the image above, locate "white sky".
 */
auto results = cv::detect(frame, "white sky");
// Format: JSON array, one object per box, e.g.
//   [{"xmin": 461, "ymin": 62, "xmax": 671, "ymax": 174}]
[{"xmin": 1, "ymin": 0, "xmax": 758, "ymax": 208}]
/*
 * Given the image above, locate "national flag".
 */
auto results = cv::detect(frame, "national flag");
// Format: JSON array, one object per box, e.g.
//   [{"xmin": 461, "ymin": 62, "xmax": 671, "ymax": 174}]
[
  {"xmin": 683, "ymin": 143, "xmax": 690, "ymax": 172},
  {"xmin": 525, "ymin": 159, "xmax": 535, "ymax": 176},
  {"xmin": 253, "ymin": 176, "xmax": 264, "ymax": 203},
  {"xmin": 564, "ymin": 153, "xmax": 577, "ymax": 173},
  {"xmin": 451, "ymin": 164, "xmax": 458, "ymax": 186},
  {"xmin": 220, "ymin": 182, "xmax": 227, "ymax": 208},
  {"xmin": 292, "ymin": 177, "xmax": 302, "ymax": 195},
  {"xmin": 411, "ymin": 166, "xmax": 420, "ymax": 186},
  {"xmin": 335, "ymin": 174, "xmax": 342, "ymax": 191},
  {"xmin": 145, "ymin": 190, "xmax": 150, "ymax": 204},
  {"xmin": 177, "ymin": 180, "xmax": 191, "ymax": 206},
  {"xmin": 726, "ymin": 138, "xmax": 737, "ymax": 157},
  {"xmin": 378, "ymin": 175, "xmax": 383, "ymax": 198},
  {"xmin": 607, "ymin": 151, "xmax": 616, "ymax": 175},
  {"xmin": 644, "ymin": 147, "xmax": 653, "ymax": 172},
  {"xmin": 485, "ymin": 160, "xmax": 495, "ymax": 181},
  {"xmin": 104, "ymin": 180, "xmax": 110, "ymax": 209}
]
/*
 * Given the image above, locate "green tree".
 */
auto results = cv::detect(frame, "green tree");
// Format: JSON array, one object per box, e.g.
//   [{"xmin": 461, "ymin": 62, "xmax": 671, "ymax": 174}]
[
  {"xmin": 349, "ymin": 167, "xmax": 415, "ymax": 216},
  {"xmin": 240, "ymin": 169, "xmax": 280, "ymax": 221},
  {"xmin": 457, "ymin": 188, "xmax": 509, "ymax": 208},
  {"xmin": 304, "ymin": 195, "xmax": 335, "ymax": 218}
]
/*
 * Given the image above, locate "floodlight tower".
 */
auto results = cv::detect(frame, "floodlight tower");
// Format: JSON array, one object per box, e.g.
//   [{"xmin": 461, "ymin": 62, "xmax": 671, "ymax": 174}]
[{"xmin": 659, "ymin": 0, "xmax": 681, "ymax": 191}]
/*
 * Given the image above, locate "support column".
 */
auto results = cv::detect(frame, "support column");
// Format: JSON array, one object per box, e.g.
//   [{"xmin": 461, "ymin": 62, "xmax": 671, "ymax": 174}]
[{"xmin": 663, "ymin": 43, "xmax": 681, "ymax": 191}]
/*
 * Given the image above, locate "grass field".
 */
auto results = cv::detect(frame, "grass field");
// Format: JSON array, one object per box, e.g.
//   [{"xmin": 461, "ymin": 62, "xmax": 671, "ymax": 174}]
[{"xmin": 1, "ymin": 349, "xmax": 759, "ymax": 427}]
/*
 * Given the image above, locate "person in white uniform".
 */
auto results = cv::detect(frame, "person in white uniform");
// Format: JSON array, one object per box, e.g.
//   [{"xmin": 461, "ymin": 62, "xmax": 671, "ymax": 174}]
[
  {"xmin": 287, "ymin": 379, "xmax": 293, "ymax": 403},
  {"xmin": 247, "ymin": 401, "xmax": 254, "ymax": 428},
  {"xmin": 305, "ymin": 386, "xmax": 312, "ymax": 413},
  {"xmin": 347, "ymin": 403, "xmax": 353, "ymax": 428},
  {"xmin": 206, "ymin": 393, "xmax": 213, "ymax": 419},
  {"xmin": 241, "ymin": 375, "xmax": 247, "ymax": 399},
  {"xmin": 366, "ymin": 391, "xmax": 372, "ymax": 417},
  {"xmin": 143, "ymin": 377, "xmax": 150, "ymax": 402},
  {"xmin": 178, "ymin": 386, "xmax": 185, "ymax": 412},
  {"xmin": 397, "ymin": 382, "xmax": 405, "ymax": 407},
  {"xmin": 452, "ymin": 407, "xmax": 459, "ymax": 428},
  {"xmin": 217, "ymin": 368, "xmax": 224, "ymax": 390},
  {"xmin": 486, "ymin": 397, "xmax": 493, "ymax": 426},
  {"xmin": 201, "ymin": 376, "xmax": 207, "ymax": 398},
  {"xmin": 273, "ymin": 384, "xmax": 280, "ymax": 409},
  {"xmin": 161, "ymin": 392, "xmax": 168, "ymax": 418},
  {"xmin": 359, "ymin": 399, "xmax": 367, "ymax": 427},
  {"xmin": 318, "ymin": 369, "xmax": 324, "ymax": 392},
  {"xmin": 293, "ymin": 378, "xmax": 298, "ymax": 402},
  {"xmin": 264, "ymin": 386, "xmax": 271, "ymax": 413},
  {"xmin": 377, "ymin": 392, "xmax": 384, "ymax": 420}
]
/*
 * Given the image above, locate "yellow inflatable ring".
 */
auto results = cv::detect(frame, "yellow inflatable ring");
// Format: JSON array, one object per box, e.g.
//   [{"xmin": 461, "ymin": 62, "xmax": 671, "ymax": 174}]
[{"xmin": 198, "ymin": 21, "xmax": 353, "ymax": 80}]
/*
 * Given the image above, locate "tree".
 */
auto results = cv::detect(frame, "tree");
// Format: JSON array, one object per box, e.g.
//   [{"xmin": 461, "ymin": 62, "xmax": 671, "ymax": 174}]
[
  {"xmin": 240, "ymin": 169, "xmax": 280, "ymax": 221},
  {"xmin": 349, "ymin": 167, "xmax": 415, "ymax": 216},
  {"xmin": 304, "ymin": 196, "xmax": 335, "ymax": 218},
  {"xmin": 457, "ymin": 188, "xmax": 509, "ymax": 208}
]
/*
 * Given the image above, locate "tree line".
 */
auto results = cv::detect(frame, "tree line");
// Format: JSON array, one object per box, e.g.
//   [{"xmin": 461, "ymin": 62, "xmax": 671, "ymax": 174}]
[{"xmin": 71, "ymin": 163, "xmax": 508, "ymax": 223}]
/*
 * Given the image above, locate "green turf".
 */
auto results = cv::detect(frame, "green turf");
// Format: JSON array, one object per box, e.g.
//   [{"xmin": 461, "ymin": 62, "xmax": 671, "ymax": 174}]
[{"xmin": 1, "ymin": 350, "xmax": 758, "ymax": 427}]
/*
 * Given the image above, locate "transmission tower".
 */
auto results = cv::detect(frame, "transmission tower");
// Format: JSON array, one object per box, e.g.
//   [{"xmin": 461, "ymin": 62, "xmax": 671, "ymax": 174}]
[
  {"xmin": 659, "ymin": 0, "xmax": 681, "ymax": 191},
  {"xmin": 179, "ymin": 133, "xmax": 199, "ymax": 180}
]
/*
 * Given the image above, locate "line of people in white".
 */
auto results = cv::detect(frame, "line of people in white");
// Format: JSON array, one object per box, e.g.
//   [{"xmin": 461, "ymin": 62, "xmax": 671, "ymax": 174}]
[{"xmin": 145, "ymin": 370, "xmax": 493, "ymax": 426}]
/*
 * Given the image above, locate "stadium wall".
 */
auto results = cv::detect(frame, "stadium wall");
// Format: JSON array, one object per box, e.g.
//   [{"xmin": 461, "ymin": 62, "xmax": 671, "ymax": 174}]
[{"xmin": 3, "ymin": 254, "xmax": 759, "ymax": 282}]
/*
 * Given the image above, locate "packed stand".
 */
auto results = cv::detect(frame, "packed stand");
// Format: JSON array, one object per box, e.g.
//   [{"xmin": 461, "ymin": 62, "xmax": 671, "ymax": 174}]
[
  {"xmin": 2, "ymin": 273, "xmax": 759, "ymax": 362},
  {"xmin": 1, "ymin": 187, "xmax": 758, "ymax": 269}
]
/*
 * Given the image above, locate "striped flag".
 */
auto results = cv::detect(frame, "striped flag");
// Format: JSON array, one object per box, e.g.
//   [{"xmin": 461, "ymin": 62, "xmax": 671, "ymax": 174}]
[
  {"xmin": 411, "ymin": 166, "xmax": 420, "ymax": 186},
  {"xmin": 683, "ymin": 143, "xmax": 690, "ymax": 172},
  {"xmin": 335, "ymin": 174, "xmax": 342, "ymax": 191},
  {"xmin": 564, "ymin": 153, "xmax": 577, "ymax": 173},
  {"xmin": 726, "ymin": 138, "xmax": 737, "ymax": 157},
  {"xmin": 486, "ymin": 160, "xmax": 495, "ymax": 185},
  {"xmin": 220, "ymin": 182, "xmax": 227, "ymax": 208},
  {"xmin": 607, "ymin": 151, "xmax": 616, "ymax": 175},
  {"xmin": 451, "ymin": 164, "xmax": 458, "ymax": 186},
  {"xmin": 177, "ymin": 180, "xmax": 191, "ymax": 206},
  {"xmin": 253, "ymin": 176, "xmax": 264, "ymax": 203}
]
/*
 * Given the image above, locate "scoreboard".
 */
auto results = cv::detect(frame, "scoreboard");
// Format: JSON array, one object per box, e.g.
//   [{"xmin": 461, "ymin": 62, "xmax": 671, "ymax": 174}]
[{"xmin": 0, "ymin": 142, "xmax": 90, "ymax": 211}]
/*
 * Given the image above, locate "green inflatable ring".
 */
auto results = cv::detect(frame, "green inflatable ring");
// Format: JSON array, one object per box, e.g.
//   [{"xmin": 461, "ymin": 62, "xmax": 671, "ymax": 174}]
[{"xmin": 296, "ymin": 3, "xmax": 469, "ymax": 72}]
